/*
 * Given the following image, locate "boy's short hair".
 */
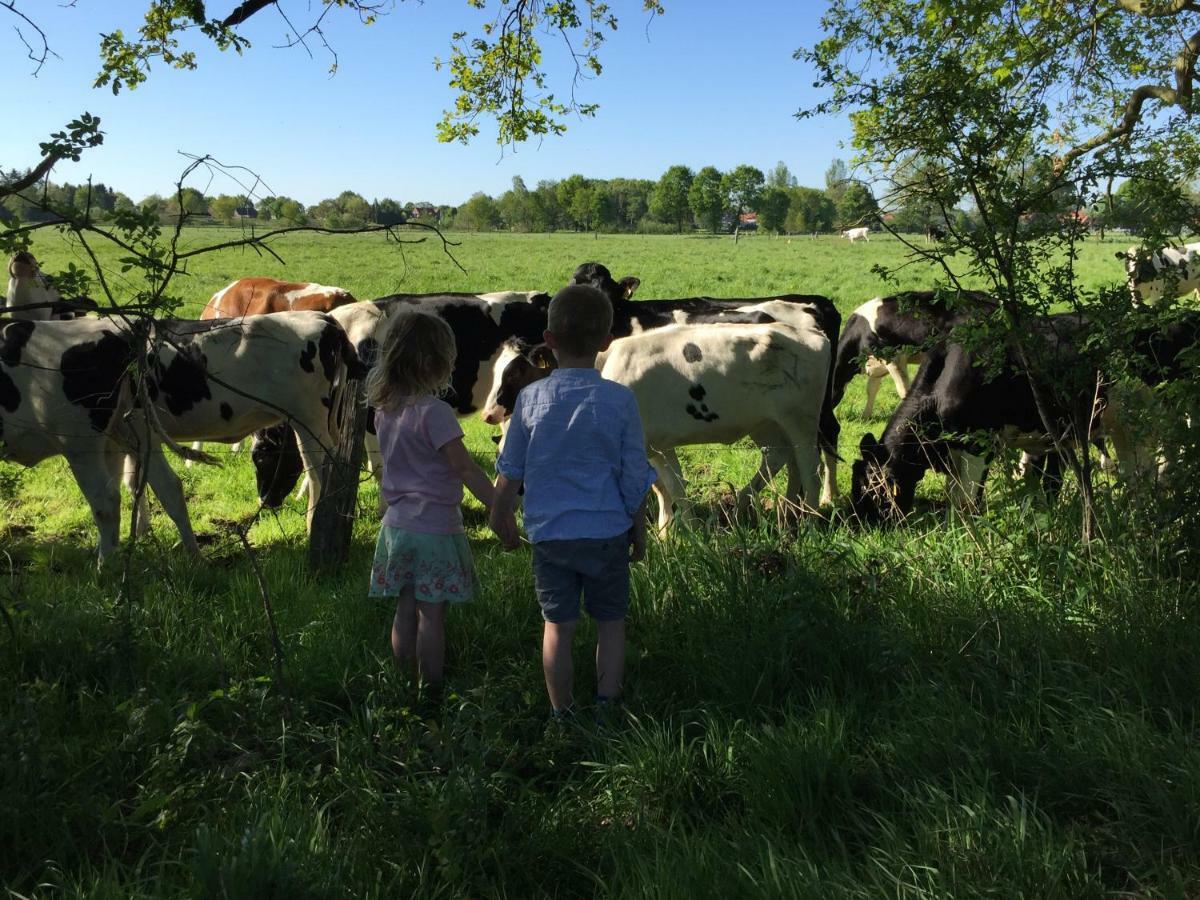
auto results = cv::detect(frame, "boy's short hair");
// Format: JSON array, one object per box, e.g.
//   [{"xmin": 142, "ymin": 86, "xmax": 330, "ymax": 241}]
[{"xmin": 548, "ymin": 285, "xmax": 613, "ymax": 356}]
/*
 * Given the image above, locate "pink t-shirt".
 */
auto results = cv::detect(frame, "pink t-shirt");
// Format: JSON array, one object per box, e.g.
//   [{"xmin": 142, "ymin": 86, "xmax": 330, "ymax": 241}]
[{"xmin": 375, "ymin": 395, "xmax": 466, "ymax": 534}]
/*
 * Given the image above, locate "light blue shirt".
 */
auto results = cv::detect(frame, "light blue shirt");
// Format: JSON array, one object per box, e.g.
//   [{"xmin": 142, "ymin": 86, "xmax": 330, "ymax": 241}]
[{"xmin": 496, "ymin": 367, "xmax": 657, "ymax": 543}]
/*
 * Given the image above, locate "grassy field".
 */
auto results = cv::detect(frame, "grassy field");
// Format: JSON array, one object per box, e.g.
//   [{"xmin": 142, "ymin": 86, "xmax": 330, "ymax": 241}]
[{"xmin": 4, "ymin": 229, "xmax": 1200, "ymax": 897}]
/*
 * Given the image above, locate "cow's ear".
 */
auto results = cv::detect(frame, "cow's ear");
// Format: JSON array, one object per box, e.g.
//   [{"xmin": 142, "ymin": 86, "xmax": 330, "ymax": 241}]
[
  {"xmin": 531, "ymin": 292, "xmax": 552, "ymax": 310},
  {"xmin": 619, "ymin": 276, "xmax": 641, "ymax": 300},
  {"xmin": 1114, "ymin": 251, "xmax": 1128, "ymax": 260},
  {"xmin": 859, "ymin": 432, "xmax": 882, "ymax": 460},
  {"xmin": 530, "ymin": 345, "xmax": 557, "ymax": 368}
]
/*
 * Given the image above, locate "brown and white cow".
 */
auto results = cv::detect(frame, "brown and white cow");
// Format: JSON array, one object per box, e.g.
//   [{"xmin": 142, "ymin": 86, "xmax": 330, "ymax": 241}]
[
  {"xmin": 193, "ymin": 276, "xmax": 358, "ymax": 458},
  {"xmin": 1116, "ymin": 242, "xmax": 1200, "ymax": 305},
  {"xmin": 0, "ymin": 317, "xmax": 203, "ymax": 561},
  {"xmin": 200, "ymin": 277, "xmax": 357, "ymax": 319}
]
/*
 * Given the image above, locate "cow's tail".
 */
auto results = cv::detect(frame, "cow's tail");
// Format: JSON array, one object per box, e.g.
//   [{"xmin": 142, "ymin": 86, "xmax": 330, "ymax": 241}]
[
  {"xmin": 144, "ymin": 392, "xmax": 222, "ymax": 466},
  {"xmin": 324, "ymin": 321, "xmax": 368, "ymax": 449}
]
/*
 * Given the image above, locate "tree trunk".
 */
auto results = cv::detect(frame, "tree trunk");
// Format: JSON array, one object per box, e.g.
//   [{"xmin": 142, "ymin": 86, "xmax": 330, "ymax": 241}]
[{"xmin": 308, "ymin": 379, "xmax": 368, "ymax": 572}]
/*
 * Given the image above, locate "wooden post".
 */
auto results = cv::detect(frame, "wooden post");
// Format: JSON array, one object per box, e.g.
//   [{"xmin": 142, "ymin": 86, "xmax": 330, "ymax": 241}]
[{"xmin": 308, "ymin": 379, "xmax": 368, "ymax": 573}]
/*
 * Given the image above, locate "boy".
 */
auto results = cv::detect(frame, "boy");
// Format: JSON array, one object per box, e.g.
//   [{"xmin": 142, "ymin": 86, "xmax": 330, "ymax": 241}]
[{"xmin": 490, "ymin": 284, "xmax": 655, "ymax": 717}]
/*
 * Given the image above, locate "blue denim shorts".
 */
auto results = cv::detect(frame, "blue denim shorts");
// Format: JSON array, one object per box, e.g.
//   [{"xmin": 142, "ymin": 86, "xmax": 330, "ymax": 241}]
[{"xmin": 532, "ymin": 534, "xmax": 631, "ymax": 624}]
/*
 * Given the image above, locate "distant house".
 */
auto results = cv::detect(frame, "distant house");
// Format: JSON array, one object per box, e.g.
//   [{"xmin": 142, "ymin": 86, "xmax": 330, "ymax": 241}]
[
  {"xmin": 738, "ymin": 212, "xmax": 758, "ymax": 229},
  {"xmin": 409, "ymin": 205, "xmax": 440, "ymax": 222},
  {"xmin": 234, "ymin": 202, "xmax": 257, "ymax": 219}
]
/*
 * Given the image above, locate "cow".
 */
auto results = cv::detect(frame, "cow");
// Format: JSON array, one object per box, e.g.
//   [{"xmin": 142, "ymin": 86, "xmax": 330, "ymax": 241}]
[
  {"xmin": 832, "ymin": 290, "xmax": 994, "ymax": 420},
  {"xmin": 482, "ymin": 317, "xmax": 832, "ymax": 530},
  {"xmin": 570, "ymin": 261, "xmax": 843, "ymax": 503},
  {"xmin": 842, "ymin": 227, "xmax": 871, "ymax": 242},
  {"xmin": 1116, "ymin": 242, "xmax": 1200, "ymax": 304},
  {"xmin": 126, "ymin": 311, "xmax": 364, "ymax": 528},
  {"xmin": 924, "ymin": 224, "xmax": 947, "ymax": 244},
  {"xmin": 256, "ymin": 290, "xmax": 556, "ymax": 506},
  {"xmin": 200, "ymin": 277, "xmax": 357, "ymax": 319},
  {"xmin": 5, "ymin": 252, "xmax": 98, "ymax": 321},
  {"xmin": 0, "ymin": 317, "xmax": 204, "ymax": 561},
  {"xmin": 849, "ymin": 312, "xmax": 1123, "ymax": 523}
]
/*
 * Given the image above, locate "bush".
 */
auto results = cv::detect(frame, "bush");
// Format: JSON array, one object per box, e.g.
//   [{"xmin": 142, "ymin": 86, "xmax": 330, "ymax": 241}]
[{"xmin": 636, "ymin": 218, "xmax": 683, "ymax": 235}]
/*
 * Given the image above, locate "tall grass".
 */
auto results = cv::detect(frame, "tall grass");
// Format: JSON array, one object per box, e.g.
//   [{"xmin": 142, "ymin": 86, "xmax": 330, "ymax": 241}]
[{"xmin": 4, "ymin": 230, "xmax": 1200, "ymax": 896}]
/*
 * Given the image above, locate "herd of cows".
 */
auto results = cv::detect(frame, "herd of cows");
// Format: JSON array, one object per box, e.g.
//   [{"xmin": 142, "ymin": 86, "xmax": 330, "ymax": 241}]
[{"xmin": 1, "ymin": 241, "xmax": 1198, "ymax": 562}]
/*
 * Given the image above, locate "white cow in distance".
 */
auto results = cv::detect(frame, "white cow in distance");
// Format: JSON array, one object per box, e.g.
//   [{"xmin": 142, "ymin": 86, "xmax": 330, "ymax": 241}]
[{"xmin": 842, "ymin": 227, "xmax": 871, "ymax": 242}]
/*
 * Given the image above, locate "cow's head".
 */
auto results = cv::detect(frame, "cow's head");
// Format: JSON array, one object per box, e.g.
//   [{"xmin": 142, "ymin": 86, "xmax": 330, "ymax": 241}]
[
  {"xmin": 480, "ymin": 340, "xmax": 556, "ymax": 425},
  {"xmin": 570, "ymin": 262, "xmax": 639, "ymax": 305},
  {"xmin": 850, "ymin": 432, "xmax": 915, "ymax": 523},
  {"xmin": 251, "ymin": 424, "xmax": 304, "ymax": 509},
  {"xmin": 7, "ymin": 251, "xmax": 39, "ymax": 280}
]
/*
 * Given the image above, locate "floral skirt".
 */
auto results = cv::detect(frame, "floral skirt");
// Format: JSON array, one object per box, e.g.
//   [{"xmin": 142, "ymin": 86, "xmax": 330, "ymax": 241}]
[{"xmin": 369, "ymin": 526, "xmax": 479, "ymax": 603}]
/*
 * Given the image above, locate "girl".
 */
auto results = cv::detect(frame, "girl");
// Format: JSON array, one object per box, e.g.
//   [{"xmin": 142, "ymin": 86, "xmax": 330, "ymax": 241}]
[{"xmin": 366, "ymin": 311, "xmax": 494, "ymax": 687}]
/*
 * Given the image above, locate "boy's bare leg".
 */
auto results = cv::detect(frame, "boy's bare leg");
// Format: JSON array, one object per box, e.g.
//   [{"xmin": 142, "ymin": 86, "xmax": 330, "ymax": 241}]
[
  {"xmin": 391, "ymin": 587, "xmax": 417, "ymax": 669},
  {"xmin": 415, "ymin": 600, "xmax": 447, "ymax": 685},
  {"xmin": 543, "ymin": 620, "xmax": 579, "ymax": 711},
  {"xmin": 595, "ymin": 618, "xmax": 626, "ymax": 700}
]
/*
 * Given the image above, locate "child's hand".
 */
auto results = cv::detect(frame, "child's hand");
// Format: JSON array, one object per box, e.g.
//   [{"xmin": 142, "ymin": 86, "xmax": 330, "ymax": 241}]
[
  {"xmin": 491, "ymin": 511, "xmax": 521, "ymax": 551},
  {"xmin": 629, "ymin": 523, "xmax": 647, "ymax": 562}
]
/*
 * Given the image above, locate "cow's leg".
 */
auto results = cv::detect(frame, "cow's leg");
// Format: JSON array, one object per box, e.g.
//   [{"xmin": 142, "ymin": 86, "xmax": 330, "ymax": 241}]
[
  {"xmin": 947, "ymin": 451, "xmax": 988, "ymax": 511},
  {"xmin": 139, "ymin": 444, "xmax": 201, "ymax": 555},
  {"xmin": 230, "ymin": 440, "xmax": 242, "ymax": 454},
  {"xmin": 294, "ymin": 430, "xmax": 339, "ymax": 531},
  {"xmin": 778, "ymin": 418, "xmax": 821, "ymax": 512},
  {"xmin": 863, "ymin": 372, "xmax": 883, "ymax": 420},
  {"xmin": 820, "ymin": 448, "xmax": 838, "ymax": 506},
  {"xmin": 886, "ymin": 354, "xmax": 911, "ymax": 399},
  {"xmin": 649, "ymin": 448, "xmax": 688, "ymax": 532},
  {"xmin": 186, "ymin": 441, "xmax": 203, "ymax": 469},
  {"xmin": 122, "ymin": 453, "xmax": 152, "ymax": 537},
  {"xmin": 65, "ymin": 447, "xmax": 123, "ymax": 562}
]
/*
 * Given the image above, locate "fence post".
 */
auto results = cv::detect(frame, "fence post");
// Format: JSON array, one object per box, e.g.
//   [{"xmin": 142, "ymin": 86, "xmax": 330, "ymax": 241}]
[{"xmin": 308, "ymin": 379, "xmax": 368, "ymax": 573}]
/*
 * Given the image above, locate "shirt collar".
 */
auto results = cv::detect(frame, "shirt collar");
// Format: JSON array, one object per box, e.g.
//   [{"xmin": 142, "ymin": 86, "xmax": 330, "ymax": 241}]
[{"xmin": 550, "ymin": 367, "xmax": 601, "ymax": 380}]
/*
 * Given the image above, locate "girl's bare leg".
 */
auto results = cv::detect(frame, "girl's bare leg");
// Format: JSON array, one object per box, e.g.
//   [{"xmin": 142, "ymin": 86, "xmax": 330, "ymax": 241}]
[{"xmin": 415, "ymin": 600, "xmax": 447, "ymax": 685}]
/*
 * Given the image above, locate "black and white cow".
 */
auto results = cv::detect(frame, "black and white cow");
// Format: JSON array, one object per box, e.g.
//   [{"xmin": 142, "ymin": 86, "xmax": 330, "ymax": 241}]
[
  {"xmin": 832, "ymin": 290, "xmax": 994, "ymax": 420},
  {"xmin": 0, "ymin": 317, "xmax": 202, "ymax": 560},
  {"xmin": 570, "ymin": 261, "xmax": 843, "ymax": 504},
  {"xmin": 924, "ymin": 224, "xmax": 947, "ymax": 244},
  {"xmin": 1116, "ymin": 242, "xmax": 1200, "ymax": 304},
  {"xmin": 482, "ymin": 317, "xmax": 832, "ymax": 530},
  {"xmin": 257, "ymin": 291, "xmax": 555, "ymax": 505},
  {"xmin": 130, "ymin": 311, "xmax": 364, "ymax": 527},
  {"xmin": 849, "ymin": 312, "xmax": 1116, "ymax": 522}
]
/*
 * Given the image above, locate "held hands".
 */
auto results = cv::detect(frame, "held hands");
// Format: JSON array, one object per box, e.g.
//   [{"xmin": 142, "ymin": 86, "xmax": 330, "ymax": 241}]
[{"xmin": 490, "ymin": 510, "xmax": 522, "ymax": 551}]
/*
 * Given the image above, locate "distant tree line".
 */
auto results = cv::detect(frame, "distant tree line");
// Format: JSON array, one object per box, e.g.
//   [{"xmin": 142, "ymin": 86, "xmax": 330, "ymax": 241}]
[{"xmin": 4, "ymin": 160, "xmax": 1189, "ymax": 236}]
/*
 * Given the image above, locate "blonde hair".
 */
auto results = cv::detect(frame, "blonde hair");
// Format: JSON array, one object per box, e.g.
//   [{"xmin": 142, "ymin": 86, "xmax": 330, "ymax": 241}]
[
  {"xmin": 548, "ymin": 284, "xmax": 613, "ymax": 355},
  {"xmin": 366, "ymin": 310, "xmax": 457, "ymax": 410}
]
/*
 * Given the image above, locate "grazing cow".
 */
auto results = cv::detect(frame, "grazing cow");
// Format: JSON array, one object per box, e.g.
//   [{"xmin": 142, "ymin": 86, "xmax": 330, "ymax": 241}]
[
  {"xmin": 128, "ymin": 311, "xmax": 363, "ymax": 527},
  {"xmin": 5, "ymin": 252, "xmax": 98, "ymax": 321},
  {"xmin": 570, "ymin": 261, "xmax": 843, "ymax": 503},
  {"xmin": 842, "ymin": 227, "xmax": 871, "ymax": 242},
  {"xmin": 1116, "ymin": 242, "xmax": 1200, "ymax": 304},
  {"xmin": 200, "ymin": 277, "xmax": 357, "ymax": 319},
  {"xmin": 483, "ymin": 318, "xmax": 832, "ymax": 529},
  {"xmin": 832, "ymin": 290, "xmax": 994, "ymax": 420},
  {"xmin": 0, "ymin": 317, "xmax": 202, "ymax": 560},
  {"xmin": 849, "ymin": 313, "xmax": 1118, "ymax": 522}
]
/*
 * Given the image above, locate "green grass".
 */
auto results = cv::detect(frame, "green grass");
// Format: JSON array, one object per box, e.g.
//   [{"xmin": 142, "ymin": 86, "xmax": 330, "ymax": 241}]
[{"xmin": 4, "ymin": 230, "xmax": 1200, "ymax": 897}]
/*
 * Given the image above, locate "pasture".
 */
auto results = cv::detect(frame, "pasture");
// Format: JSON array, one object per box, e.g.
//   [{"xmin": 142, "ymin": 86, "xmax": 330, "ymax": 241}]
[{"xmin": 4, "ymin": 229, "xmax": 1200, "ymax": 897}]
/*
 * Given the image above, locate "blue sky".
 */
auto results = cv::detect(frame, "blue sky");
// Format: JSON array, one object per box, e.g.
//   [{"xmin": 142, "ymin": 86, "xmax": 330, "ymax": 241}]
[{"xmin": 0, "ymin": 1, "xmax": 852, "ymax": 206}]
